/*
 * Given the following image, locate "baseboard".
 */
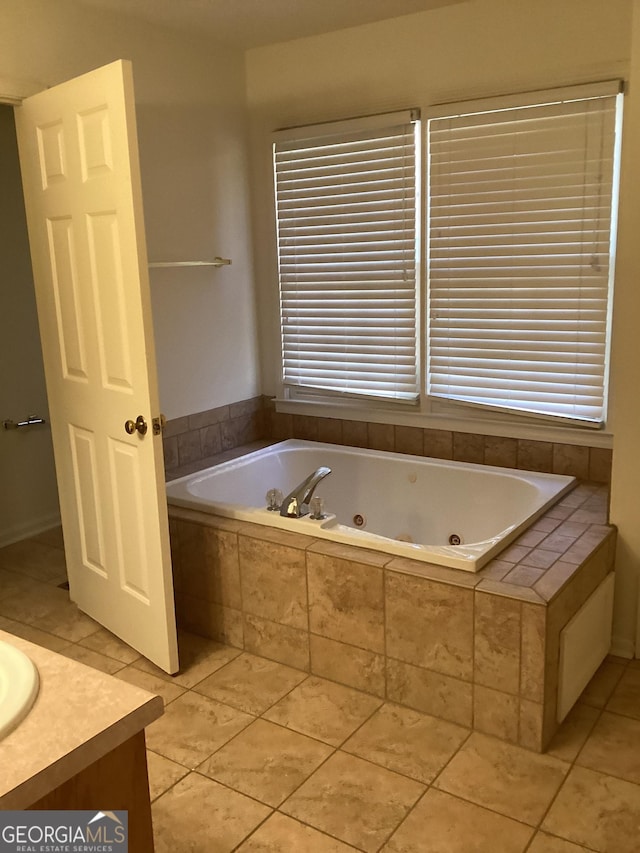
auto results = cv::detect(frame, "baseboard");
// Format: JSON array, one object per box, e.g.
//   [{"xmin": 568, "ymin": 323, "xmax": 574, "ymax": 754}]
[
  {"xmin": 0, "ymin": 512, "xmax": 62, "ymax": 549},
  {"xmin": 610, "ymin": 633, "xmax": 635, "ymax": 660}
]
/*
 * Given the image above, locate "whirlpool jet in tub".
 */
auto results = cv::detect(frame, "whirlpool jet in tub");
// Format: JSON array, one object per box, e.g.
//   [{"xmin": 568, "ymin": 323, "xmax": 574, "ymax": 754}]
[{"xmin": 166, "ymin": 439, "xmax": 575, "ymax": 572}]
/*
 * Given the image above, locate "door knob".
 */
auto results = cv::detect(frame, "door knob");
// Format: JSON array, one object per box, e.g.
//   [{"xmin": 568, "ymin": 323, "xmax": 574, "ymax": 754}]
[{"xmin": 124, "ymin": 415, "xmax": 148, "ymax": 436}]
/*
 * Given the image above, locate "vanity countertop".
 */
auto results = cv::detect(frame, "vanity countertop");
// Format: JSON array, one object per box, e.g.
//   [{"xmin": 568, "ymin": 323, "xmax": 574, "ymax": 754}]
[{"xmin": 0, "ymin": 629, "xmax": 163, "ymax": 809}]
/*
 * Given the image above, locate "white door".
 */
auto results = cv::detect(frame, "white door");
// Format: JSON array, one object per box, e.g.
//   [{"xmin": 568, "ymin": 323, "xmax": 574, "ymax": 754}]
[{"xmin": 14, "ymin": 60, "xmax": 178, "ymax": 673}]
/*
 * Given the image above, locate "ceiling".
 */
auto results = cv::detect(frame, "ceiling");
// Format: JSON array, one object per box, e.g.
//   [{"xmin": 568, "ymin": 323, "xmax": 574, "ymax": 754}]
[{"xmin": 72, "ymin": 0, "xmax": 467, "ymax": 49}]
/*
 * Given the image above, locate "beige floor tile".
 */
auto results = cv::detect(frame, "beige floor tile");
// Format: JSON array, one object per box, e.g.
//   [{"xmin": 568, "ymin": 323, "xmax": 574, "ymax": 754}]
[
  {"xmin": 383, "ymin": 788, "xmax": 533, "ymax": 852},
  {"xmin": 152, "ymin": 772, "xmax": 270, "ymax": 853},
  {"xmin": 263, "ymin": 676, "xmax": 382, "ymax": 746},
  {"xmin": 29, "ymin": 526, "xmax": 65, "ymax": 550},
  {"xmin": 281, "ymin": 751, "xmax": 424, "ymax": 853},
  {"xmin": 115, "ymin": 664, "xmax": 187, "ymax": 706},
  {"xmin": 37, "ymin": 600, "xmax": 100, "ymax": 642},
  {"xmin": 199, "ymin": 718, "xmax": 332, "ymax": 806},
  {"xmin": 542, "ymin": 766, "xmax": 640, "ymax": 853},
  {"xmin": 548, "ymin": 703, "xmax": 600, "ymax": 762},
  {"xmin": 134, "ymin": 632, "xmax": 241, "ymax": 688},
  {"xmin": 146, "ymin": 750, "xmax": 189, "ymax": 801},
  {"xmin": 193, "ymin": 652, "xmax": 306, "ymax": 714},
  {"xmin": 146, "ymin": 691, "xmax": 253, "ymax": 768},
  {"xmin": 0, "ymin": 568, "xmax": 47, "ymax": 601},
  {"xmin": 0, "ymin": 539, "xmax": 67, "ymax": 581},
  {"xmin": 576, "ymin": 711, "xmax": 640, "ymax": 784},
  {"xmin": 606, "ymin": 666, "xmax": 640, "ymax": 720},
  {"xmin": 237, "ymin": 812, "xmax": 358, "ymax": 852},
  {"xmin": 0, "ymin": 582, "xmax": 70, "ymax": 623},
  {"xmin": 527, "ymin": 833, "xmax": 591, "ymax": 853},
  {"xmin": 579, "ymin": 660, "xmax": 626, "ymax": 709},
  {"xmin": 0, "ymin": 616, "xmax": 71, "ymax": 652},
  {"xmin": 434, "ymin": 732, "xmax": 569, "ymax": 825},
  {"xmin": 78, "ymin": 626, "xmax": 141, "ymax": 664},
  {"xmin": 60, "ymin": 643, "xmax": 126, "ymax": 675},
  {"xmin": 343, "ymin": 702, "xmax": 469, "ymax": 784}
]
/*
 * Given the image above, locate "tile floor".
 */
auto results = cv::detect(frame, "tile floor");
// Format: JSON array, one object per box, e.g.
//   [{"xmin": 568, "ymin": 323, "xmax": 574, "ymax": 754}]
[{"xmin": 2, "ymin": 531, "xmax": 640, "ymax": 851}]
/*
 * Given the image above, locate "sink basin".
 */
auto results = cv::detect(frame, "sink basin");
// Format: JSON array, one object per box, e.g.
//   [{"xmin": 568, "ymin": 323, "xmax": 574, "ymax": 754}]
[{"xmin": 0, "ymin": 640, "xmax": 39, "ymax": 739}]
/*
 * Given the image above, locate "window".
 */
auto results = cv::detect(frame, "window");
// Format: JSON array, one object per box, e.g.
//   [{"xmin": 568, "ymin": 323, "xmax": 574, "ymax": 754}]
[
  {"xmin": 426, "ymin": 82, "xmax": 622, "ymax": 427},
  {"xmin": 273, "ymin": 110, "xmax": 420, "ymax": 403},
  {"xmin": 272, "ymin": 82, "xmax": 622, "ymax": 430}
]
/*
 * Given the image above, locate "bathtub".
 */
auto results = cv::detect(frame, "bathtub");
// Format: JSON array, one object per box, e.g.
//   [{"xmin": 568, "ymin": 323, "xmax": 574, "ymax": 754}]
[{"xmin": 166, "ymin": 439, "xmax": 575, "ymax": 572}]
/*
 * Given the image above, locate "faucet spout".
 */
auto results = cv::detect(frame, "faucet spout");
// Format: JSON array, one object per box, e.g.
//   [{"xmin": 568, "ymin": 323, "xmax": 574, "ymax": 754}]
[{"xmin": 280, "ymin": 466, "xmax": 332, "ymax": 518}]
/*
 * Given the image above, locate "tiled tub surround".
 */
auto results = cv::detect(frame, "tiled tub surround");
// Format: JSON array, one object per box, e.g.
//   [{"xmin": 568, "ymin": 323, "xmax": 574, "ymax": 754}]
[
  {"xmin": 162, "ymin": 394, "xmax": 613, "ymax": 484},
  {"xmin": 168, "ymin": 482, "xmax": 615, "ymax": 753},
  {"xmin": 163, "ymin": 396, "xmax": 266, "ymax": 474}
]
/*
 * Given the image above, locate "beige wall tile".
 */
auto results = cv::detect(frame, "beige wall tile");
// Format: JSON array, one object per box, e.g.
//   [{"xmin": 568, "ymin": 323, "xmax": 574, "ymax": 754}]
[
  {"xmin": 308, "ymin": 553, "xmax": 384, "ymax": 653},
  {"xmin": 474, "ymin": 591, "xmax": 521, "ymax": 694},
  {"xmin": 552, "ymin": 443, "xmax": 590, "ymax": 479},
  {"xmin": 519, "ymin": 699, "xmax": 545, "ymax": 752},
  {"xmin": 517, "ymin": 440, "xmax": 553, "ymax": 473},
  {"xmin": 310, "ymin": 634, "xmax": 385, "ymax": 697},
  {"xmin": 520, "ymin": 603, "xmax": 546, "ymax": 702},
  {"xmin": 367, "ymin": 422, "xmax": 395, "ymax": 451},
  {"xmin": 342, "ymin": 420, "xmax": 368, "ymax": 447},
  {"xmin": 176, "ymin": 594, "xmax": 244, "ymax": 648},
  {"xmin": 316, "ymin": 417, "xmax": 343, "ymax": 444},
  {"xmin": 203, "ymin": 526, "xmax": 241, "ymax": 608},
  {"xmin": 243, "ymin": 613, "xmax": 310, "ymax": 670},
  {"xmin": 386, "ymin": 658, "xmax": 473, "ymax": 727},
  {"xmin": 386, "ymin": 571, "xmax": 474, "ymax": 680},
  {"xmin": 293, "ymin": 414, "xmax": 319, "ymax": 441},
  {"xmin": 483, "ymin": 435, "xmax": 518, "ymax": 468},
  {"xmin": 394, "ymin": 425, "xmax": 424, "ymax": 456},
  {"xmin": 589, "ymin": 447, "xmax": 613, "ymax": 483},
  {"xmin": 473, "ymin": 685, "xmax": 519, "ymax": 744},
  {"xmin": 308, "ymin": 540, "xmax": 389, "ymax": 567},
  {"xmin": 423, "ymin": 429, "xmax": 453, "ymax": 460},
  {"xmin": 239, "ymin": 536, "xmax": 308, "ymax": 629},
  {"xmin": 452, "ymin": 431, "xmax": 484, "ymax": 463}
]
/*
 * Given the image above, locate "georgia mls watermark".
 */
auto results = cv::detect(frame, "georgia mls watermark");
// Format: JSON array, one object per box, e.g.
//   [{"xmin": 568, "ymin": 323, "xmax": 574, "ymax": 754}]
[{"xmin": 0, "ymin": 811, "xmax": 128, "ymax": 853}]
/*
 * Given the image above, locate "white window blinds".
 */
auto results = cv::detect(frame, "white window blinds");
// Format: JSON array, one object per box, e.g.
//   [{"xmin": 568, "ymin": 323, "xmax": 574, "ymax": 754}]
[
  {"xmin": 274, "ymin": 111, "xmax": 420, "ymax": 402},
  {"xmin": 427, "ymin": 83, "xmax": 621, "ymax": 426}
]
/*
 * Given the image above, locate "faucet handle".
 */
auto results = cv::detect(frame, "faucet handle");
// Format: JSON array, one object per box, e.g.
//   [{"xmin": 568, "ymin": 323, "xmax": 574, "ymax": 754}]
[
  {"xmin": 309, "ymin": 496, "xmax": 326, "ymax": 520},
  {"xmin": 266, "ymin": 488, "xmax": 283, "ymax": 511}
]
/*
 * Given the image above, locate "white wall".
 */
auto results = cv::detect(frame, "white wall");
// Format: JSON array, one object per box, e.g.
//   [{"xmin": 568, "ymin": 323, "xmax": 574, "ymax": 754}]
[
  {"xmin": 609, "ymin": 0, "xmax": 640, "ymax": 657},
  {"xmin": 0, "ymin": 0, "xmax": 260, "ymax": 420},
  {"xmin": 0, "ymin": 106, "xmax": 59, "ymax": 544}
]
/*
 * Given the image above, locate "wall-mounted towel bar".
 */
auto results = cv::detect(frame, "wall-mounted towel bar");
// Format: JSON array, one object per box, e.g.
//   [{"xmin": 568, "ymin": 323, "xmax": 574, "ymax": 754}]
[
  {"xmin": 148, "ymin": 258, "xmax": 232, "ymax": 268},
  {"xmin": 3, "ymin": 415, "xmax": 46, "ymax": 430}
]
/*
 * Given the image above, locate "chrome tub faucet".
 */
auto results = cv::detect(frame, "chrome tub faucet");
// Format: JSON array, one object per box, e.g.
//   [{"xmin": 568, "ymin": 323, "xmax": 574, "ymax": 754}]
[{"xmin": 280, "ymin": 467, "xmax": 332, "ymax": 518}]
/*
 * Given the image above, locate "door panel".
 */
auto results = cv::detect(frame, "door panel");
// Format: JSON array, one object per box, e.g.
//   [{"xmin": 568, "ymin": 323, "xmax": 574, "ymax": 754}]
[{"xmin": 15, "ymin": 60, "xmax": 178, "ymax": 673}]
